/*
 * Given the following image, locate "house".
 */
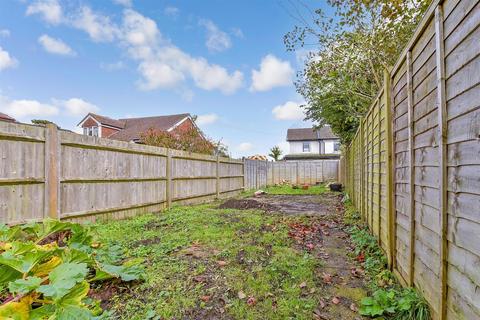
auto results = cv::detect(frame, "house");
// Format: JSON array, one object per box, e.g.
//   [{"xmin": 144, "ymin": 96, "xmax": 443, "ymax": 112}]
[
  {"xmin": 284, "ymin": 127, "xmax": 340, "ymax": 160},
  {"xmin": 0, "ymin": 112, "xmax": 16, "ymax": 123},
  {"xmin": 77, "ymin": 113, "xmax": 201, "ymax": 143}
]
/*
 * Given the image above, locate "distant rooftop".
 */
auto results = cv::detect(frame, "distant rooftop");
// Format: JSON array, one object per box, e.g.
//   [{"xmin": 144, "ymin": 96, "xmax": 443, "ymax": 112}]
[{"xmin": 286, "ymin": 127, "xmax": 338, "ymax": 141}]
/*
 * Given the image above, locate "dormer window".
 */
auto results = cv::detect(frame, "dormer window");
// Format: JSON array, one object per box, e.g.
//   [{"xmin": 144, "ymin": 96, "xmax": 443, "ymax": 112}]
[{"xmin": 83, "ymin": 126, "xmax": 99, "ymax": 137}]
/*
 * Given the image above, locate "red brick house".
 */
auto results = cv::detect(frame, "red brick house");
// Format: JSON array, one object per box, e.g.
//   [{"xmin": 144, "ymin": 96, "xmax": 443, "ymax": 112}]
[
  {"xmin": 0, "ymin": 112, "xmax": 16, "ymax": 123},
  {"xmin": 77, "ymin": 113, "xmax": 203, "ymax": 143}
]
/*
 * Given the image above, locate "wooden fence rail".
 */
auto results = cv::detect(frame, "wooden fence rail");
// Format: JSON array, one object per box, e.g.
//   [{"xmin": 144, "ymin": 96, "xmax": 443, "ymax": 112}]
[
  {"xmin": 0, "ymin": 121, "xmax": 244, "ymax": 224},
  {"xmin": 343, "ymin": 0, "xmax": 480, "ymax": 319}
]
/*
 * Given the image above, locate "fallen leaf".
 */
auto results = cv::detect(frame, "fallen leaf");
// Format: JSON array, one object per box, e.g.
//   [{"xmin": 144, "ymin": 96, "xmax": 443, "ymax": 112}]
[
  {"xmin": 356, "ymin": 252, "xmax": 365, "ymax": 263},
  {"xmin": 299, "ymin": 282, "xmax": 307, "ymax": 288},
  {"xmin": 319, "ymin": 299, "xmax": 326, "ymax": 309},
  {"xmin": 322, "ymin": 273, "xmax": 332, "ymax": 284},
  {"xmin": 309, "ymin": 288, "xmax": 316, "ymax": 294},
  {"xmin": 217, "ymin": 260, "xmax": 228, "ymax": 267},
  {"xmin": 350, "ymin": 303, "xmax": 358, "ymax": 312},
  {"xmin": 246, "ymin": 296, "xmax": 257, "ymax": 306},
  {"xmin": 238, "ymin": 291, "xmax": 246, "ymax": 299},
  {"xmin": 200, "ymin": 295, "xmax": 211, "ymax": 302},
  {"xmin": 332, "ymin": 296, "xmax": 341, "ymax": 305},
  {"xmin": 193, "ymin": 276, "xmax": 206, "ymax": 283}
]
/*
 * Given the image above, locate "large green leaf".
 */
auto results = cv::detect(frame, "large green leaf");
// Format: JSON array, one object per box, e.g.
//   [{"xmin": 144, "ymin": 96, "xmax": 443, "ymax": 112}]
[
  {"xmin": 0, "ymin": 224, "xmax": 22, "ymax": 242},
  {"xmin": 8, "ymin": 276, "xmax": 43, "ymax": 294},
  {"xmin": 0, "ymin": 246, "xmax": 53, "ymax": 274},
  {"xmin": 92, "ymin": 262, "xmax": 143, "ymax": 282},
  {"xmin": 0, "ymin": 265, "xmax": 22, "ymax": 285},
  {"xmin": 37, "ymin": 262, "xmax": 88, "ymax": 300}
]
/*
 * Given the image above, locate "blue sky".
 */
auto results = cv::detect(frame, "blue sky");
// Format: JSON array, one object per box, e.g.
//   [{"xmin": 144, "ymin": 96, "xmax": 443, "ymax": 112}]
[{"xmin": 0, "ymin": 0, "xmax": 331, "ymax": 157}]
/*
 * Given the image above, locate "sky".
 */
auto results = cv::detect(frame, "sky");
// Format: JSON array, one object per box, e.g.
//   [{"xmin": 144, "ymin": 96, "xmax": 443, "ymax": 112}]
[{"xmin": 0, "ymin": 0, "xmax": 332, "ymax": 158}]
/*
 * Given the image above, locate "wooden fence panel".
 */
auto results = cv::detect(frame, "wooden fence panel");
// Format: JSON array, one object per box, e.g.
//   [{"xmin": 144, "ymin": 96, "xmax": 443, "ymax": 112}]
[
  {"xmin": 344, "ymin": 0, "xmax": 480, "ymax": 318},
  {"xmin": 0, "ymin": 123, "xmax": 244, "ymax": 224},
  {"xmin": 244, "ymin": 159, "xmax": 339, "ymax": 190}
]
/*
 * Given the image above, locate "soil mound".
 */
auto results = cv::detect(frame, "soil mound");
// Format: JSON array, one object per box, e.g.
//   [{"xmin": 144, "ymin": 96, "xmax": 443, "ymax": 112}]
[{"xmin": 219, "ymin": 199, "xmax": 278, "ymax": 211}]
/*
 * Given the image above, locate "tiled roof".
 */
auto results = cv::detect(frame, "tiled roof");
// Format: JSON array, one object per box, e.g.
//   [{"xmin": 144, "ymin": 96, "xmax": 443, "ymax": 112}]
[
  {"xmin": 88, "ymin": 113, "xmax": 126, "ymax": 129},
  {"xmin": 286, "ymin": 127, "xmax": 338, "ymax": 141},
  {"xmin": 109, "ymin": 113, "xmax": 190, "ymax": 142},
  {"xmin": 0, "ymin": 112, "xmax": 16, "ymax": 122}
]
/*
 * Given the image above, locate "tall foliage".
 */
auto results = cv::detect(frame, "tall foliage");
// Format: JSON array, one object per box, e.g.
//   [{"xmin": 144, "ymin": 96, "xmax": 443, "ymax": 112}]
[
  {"xmin": 285, "ymin": 0, "xmax": 430, "ymax": 143},
  {"xmin": 141, "ymin": 127, "xmax": 228, "ymax": 156}
]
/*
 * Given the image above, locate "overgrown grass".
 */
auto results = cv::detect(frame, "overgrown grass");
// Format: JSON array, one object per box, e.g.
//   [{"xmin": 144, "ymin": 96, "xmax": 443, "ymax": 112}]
[
  {"xmin": 95, "ymin": 203, "xmax": 321, "ymax": 319},
  {"xmin": 342, "ymin": 197, "xmax": 430, "ymax": 320}
]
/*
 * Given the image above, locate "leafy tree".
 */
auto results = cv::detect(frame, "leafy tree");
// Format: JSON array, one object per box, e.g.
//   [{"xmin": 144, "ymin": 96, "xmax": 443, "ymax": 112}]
[
  {"xmin": 141, "ymin": 127, "xmax": 221, "ymax": 156},
  {"xmin": 269, "ymin": 146, "xmax": 283, "ymax": 161},
  {"xmin": 285, "ymin": 0, "xmax": 430, "ymax": 143}
]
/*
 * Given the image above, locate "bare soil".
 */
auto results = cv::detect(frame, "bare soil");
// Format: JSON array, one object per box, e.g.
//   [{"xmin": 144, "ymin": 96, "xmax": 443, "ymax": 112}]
[{"xmin": 221, "ymin": 194, "xmax": 366, "ymax": 320}]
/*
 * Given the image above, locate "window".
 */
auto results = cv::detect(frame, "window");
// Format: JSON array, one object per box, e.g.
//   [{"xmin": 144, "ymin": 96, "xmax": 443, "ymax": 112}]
[
  {"xmin": 93, "ymin": 127, "xmax": 99, "ymax": 137},
  {"xmin": 302, "ymin": 142, "xmax": 310, "ymax": 152},
  {"xmin": 83, "ymin": 127, "xmax": 88, "ymax": 135},
  {"xmin": 334, "ymin": 142, "xmax": 340, "ymax": 152}
]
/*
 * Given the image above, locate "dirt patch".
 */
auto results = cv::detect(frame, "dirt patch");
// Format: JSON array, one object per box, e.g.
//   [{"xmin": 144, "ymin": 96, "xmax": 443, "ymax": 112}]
[
  {"xmin": 131, "ymin": 236, "xmax": 162, "ymax": 247},
  {"xmin": 180, "ymin": 244, "xmax": 221, "ymax": 259},
  {"xmin": 219, "ymin": 194, "xmax": 342, "ymax": 216},
  {"xmin": 218, "ymin": 198, "xmax": 278, "ymax": 211}
]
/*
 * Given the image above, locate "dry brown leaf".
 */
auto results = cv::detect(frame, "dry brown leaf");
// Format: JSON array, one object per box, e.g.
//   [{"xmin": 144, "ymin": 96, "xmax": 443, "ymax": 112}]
[
  {"xmin": 217, "ymin": 260, "xmax": 228, "ymax": 267},
  {"xmin": 200, "ymin": 295, "xmax": 211, "ymax": 302},
  {"xmin": 350, "ymin": 303, "xmax": 358, "ymax": 312},
  {"xmin": 322, "ymin": 272, "xmax": 332, "ymax": 284},
  {"xmin": 332, "ymin": 296, "xmax": 341, "ymax": 305},
  {"xmin": 246, "ymin": 296, "xmax": 257, "ymax": 306},
  {"xmin": 299, "ymin": 282, "xmax": 307, "ymax": 288},
  {"xmin": 238, "ymin": 291, "xmax": 246, "ymax": 299}
]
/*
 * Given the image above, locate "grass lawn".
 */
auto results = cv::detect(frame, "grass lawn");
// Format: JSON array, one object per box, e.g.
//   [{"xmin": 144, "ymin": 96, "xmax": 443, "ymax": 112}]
[
  {"xmin": 263, "ymin": 184, "xmax": 329, "ymax": 195},
  {"xmin": 95, "ymin": 203, "xmax": 322, "ymax": 319}
]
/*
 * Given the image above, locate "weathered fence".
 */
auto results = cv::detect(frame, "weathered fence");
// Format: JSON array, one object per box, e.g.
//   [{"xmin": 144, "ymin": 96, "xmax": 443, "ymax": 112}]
[
  {"xmin": 0, "ymin": 121, "xmax": 244, "ymax": 224},
  {"xmin": 244, "ymin": 159, "xmax": 339, "ymax": 189},
  {"xmin": 344, "ymin": 0, "xmax": 480, "ymax": 319}
]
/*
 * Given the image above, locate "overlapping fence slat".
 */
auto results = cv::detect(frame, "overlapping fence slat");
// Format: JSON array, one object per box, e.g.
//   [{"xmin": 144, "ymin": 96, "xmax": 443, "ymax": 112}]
[
  {"xmin": 0, "ymin": 122, "xmax": 244, "ymax": 224},
  {"xmin": 344, "ymin": 0, "xmax": 480, "ymax": 318}
]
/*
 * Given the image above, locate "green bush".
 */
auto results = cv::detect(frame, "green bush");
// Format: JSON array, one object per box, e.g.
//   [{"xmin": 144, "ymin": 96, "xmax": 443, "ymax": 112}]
[
  {"xmin": 0, "ymin": 219, "xmax": 144, "ymax": 319},
  {"xmin": 360, "ymin": 288, "xmax": 430, "ymax": 320}
]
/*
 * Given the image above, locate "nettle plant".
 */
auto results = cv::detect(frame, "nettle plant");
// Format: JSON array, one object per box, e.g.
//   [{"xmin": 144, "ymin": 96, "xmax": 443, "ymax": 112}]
[{"xmin": 0, "ymin": 219, "xmax": 144, "ymax": 319}]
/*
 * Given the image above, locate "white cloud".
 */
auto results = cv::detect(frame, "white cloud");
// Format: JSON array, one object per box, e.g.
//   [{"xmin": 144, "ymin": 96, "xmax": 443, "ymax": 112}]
[
  {"xmin": 237, "ymin": 142, "xmax": 253, "ymax": 152},
  {"xmin": 100, "ymin": 61, "xmax": 125, "ymax": 71},
  {"xmin": 26, "ymin": 0, "xmax": 62, "ymax": 25},
  {"xmin": 0, "ymin": 29, "xmax": 10, "ymax": 37},
  {"xmin": 231, "ymin": 27, "xmax": 244, "ymax": 38},
  {"xmin": 24, "ymin": 4, "xmax": 243, "ymax": 95},
  {"xmin": 120, "ymin": 10, "xmax": 243, "ymax": 94},
  {"xmin": 0, "ymin": 98, "xmax": 58, "ymax": 119},
  {"xmin": 164, "ymin": 6, "xmax": 179, "ymax": 18},
  {"xmin": 0, "ymin": 46, "xmax": 18, "ymax": 71},
  {"xmin": 38, "ymin": 34, "xmax": 76, "ymax": 56},
  {"xmin": 73, "ymin": 6, "xmax": 119, "ymax": 42},
  {"xmin": 112, "ymin": 0, "xmax": 132, "ymax": 7},
  {"xmin": 199, "ymin": 19, "xmax": 231, "ymax": 52},
  {"xmin": 250, "ymin": 54, "xmax": 294, "ymax": 92},
  {"xmin": 272, "ymin": 101, "xmax": 305, "ymax": 120},
  {"xmin": 61, "ymin": 98, "xmax": 100, "ymax": 116},
  {"xmin": 196, "ymin": 113, "xmax": 219, "ymax": 126}
]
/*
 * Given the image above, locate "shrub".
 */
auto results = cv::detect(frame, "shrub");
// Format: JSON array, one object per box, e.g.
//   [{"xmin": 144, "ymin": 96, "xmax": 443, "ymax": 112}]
[{"xmin": 0, "ymin": 219, "xmax": 144, "ymax": 319}]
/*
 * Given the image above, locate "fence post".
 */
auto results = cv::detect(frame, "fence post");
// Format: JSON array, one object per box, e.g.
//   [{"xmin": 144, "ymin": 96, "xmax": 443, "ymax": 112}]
[
  {"xmin": 44, "ymin": 123, "xmax": 60, "ymax": 219},
  {"xmin": 242, "ymin": 159, "xmax": 246, "ymax": 190},
  {"xmin": 216, "ymin": 155, "xmax": 220, "ymax": 198},
  {"xmin": 435, "ymin": 5, "xmax": 448, "ymax": 320},
  {"xmin": 406, "ymin": 50, "xmax": 416, "ymax": 287},
  {"xmin": 296, "ymin": 162, "xmax": 299, "ymax": 185},
  {"xmin": 384, "ymin": 68, "xmax": 395, "ymax": 269},
  {"xmin": 166, "ymin": 149, "xmax": 172, "ymax": 208}
]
